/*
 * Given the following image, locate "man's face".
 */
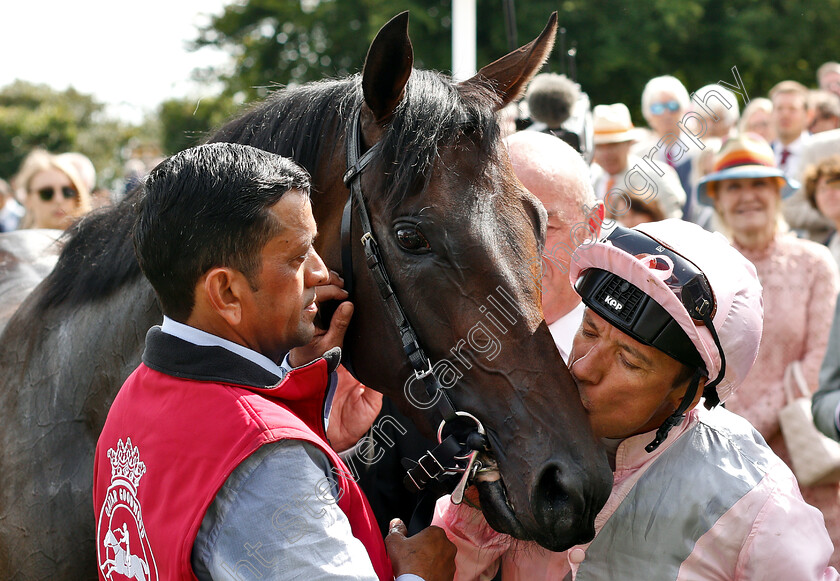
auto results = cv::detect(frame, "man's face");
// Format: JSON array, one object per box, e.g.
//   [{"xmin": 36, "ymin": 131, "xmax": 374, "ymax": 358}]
[
  {"xmin": 743, "ymin": 108, "xmax": 776, "ymax": 144},
  {"xmin": 238, "ymin": 190, "xmax": 329, "ymax": 362},
  {"xmin": 645, "ymin": 91, "xmax": 684, "ymax": 138},
  {"xmin": 569, "ymin": 309, "xmax": 689, "ymax": 439},
  {"xmin": 541, "ymin": 208, "xmax": 585, "ymax": 322},
  {"xmin": 771, "ymin": 92, "xmax": 808, "ymax": 142},
  {"xmin": 593, "ymin": 141, "xmax": 633, "ymax": 176},
  {"xmin": 820, "ymin": 71, "xmax": 840, "ymax": 98},
  {"xmin": 506, "ymin": 138, "xmax": 601, "ymax": 323},
  {"xmin": 809, "ymin": 112, "xmax": 840, "ymax": 134}
]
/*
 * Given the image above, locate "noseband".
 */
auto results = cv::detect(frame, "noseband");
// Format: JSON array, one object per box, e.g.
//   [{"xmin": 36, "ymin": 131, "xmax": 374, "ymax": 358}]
[{"xmin": 341, "ymin": 106, "xmax": 490, "ymax": 500}]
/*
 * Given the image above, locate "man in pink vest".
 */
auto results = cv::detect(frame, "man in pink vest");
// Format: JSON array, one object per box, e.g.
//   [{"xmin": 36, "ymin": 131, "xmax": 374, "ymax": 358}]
[{"xmin": 93, "ymin": 142, "xmax": 455, "ymax": 581}]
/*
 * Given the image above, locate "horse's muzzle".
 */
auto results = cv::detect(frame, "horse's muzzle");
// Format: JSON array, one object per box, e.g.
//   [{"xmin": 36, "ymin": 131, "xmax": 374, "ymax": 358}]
[
  {"xmin": 477, "ymin": 461, "xmax": 601, "ymax": 552},
  {"xmin": 530, "ymin": 462, "xmax": 599, "ymax": 551},
  {"xmin": 476, "ymin": 479, "xmax": 528, "ymax": 539}
]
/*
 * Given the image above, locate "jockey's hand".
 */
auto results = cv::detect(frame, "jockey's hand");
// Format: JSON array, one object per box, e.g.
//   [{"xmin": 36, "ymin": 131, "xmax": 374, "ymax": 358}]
[
  {"xmin": 327, "ymin": 365, "xmax": 383, "ymax": 452},
  {"xmin": 289, "ymin": 271, "xmax": 352, "ymax": 367},
  {"xmin": 386, "ymin": 519, "xmax": 456, "ymax": 581}
]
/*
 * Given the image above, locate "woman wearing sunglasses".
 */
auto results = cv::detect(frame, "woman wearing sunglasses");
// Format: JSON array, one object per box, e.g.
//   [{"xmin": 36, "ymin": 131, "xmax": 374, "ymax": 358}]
[
  {"xmin": 433, "ymin": 220, "xmax": 838, "ymax": 580},
  {"xmin": 632, "ymin": 75, "xmax": 691, "ymax": 166},
  {"xmin": 698, "ymin": 132, "xmax": 840, "ymax": 567},
  {"xmin": 14, "ymin": 149, "xmax": 92, "ymax": 230}
]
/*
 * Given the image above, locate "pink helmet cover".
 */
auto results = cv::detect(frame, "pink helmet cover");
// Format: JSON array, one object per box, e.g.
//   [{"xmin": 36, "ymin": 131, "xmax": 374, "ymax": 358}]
[{"xmin": 569, "ymin": 219, "xmax": 764, "ymax": 403}]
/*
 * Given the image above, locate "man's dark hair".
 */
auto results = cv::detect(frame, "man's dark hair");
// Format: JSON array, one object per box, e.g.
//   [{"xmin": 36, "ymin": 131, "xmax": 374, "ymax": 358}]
[{"xmin": 133, "ymin": 143, "xmax": 311, "ymax": 321}]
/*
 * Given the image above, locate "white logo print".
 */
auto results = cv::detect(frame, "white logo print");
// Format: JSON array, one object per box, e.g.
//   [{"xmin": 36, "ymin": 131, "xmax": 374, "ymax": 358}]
[
  {"xmin": 604, "ymin": 294, "xmax": 624, "ymax": 311},
  {"xmin": 97, "ymin": 438, "xmax": 158, "ymax": 581}
]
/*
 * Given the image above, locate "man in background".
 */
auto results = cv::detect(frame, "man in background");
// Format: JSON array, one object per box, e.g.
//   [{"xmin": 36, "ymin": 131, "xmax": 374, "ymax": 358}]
[
  {"xmin": 505, "ymin": 130, "xmax": 603, "ymax": 361},
  {"xmin": 770, "ymin": 80, "xmax": 811, "ymax": 180},
  {"xmin": 590, "ymin": 103, "xmax": 685, "ymax": 221},
  {"xmin": 819, "ymin": 62, "xmax": 840, "ymax": 99},
  {"xmin": 809, "ymin": 90, "xmax": 840, "ymax": 135}
]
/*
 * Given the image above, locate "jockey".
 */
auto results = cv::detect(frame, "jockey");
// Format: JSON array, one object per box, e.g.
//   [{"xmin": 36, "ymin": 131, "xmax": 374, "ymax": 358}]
[{"xmin": 434, "ymin": 219, "xmax": 839, "ymax": 580}]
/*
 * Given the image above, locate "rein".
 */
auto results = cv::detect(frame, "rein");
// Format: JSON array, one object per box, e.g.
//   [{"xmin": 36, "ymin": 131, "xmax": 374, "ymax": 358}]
[{"xmin": 340, "ymin": 106, "xmax": 490, "ymax": 502}]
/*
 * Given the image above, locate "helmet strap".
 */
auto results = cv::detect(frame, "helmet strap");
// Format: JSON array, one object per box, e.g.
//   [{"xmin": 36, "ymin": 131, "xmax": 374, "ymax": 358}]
[
  {"xmin": 645, "ymin": 368, "xmax": 703, "ymax": 453},
  {"xmin": 644, "ymin": 311, "xmax": 727, "ymax": 452},
  {"xmin": 700, "ymin": 310, "xmax": 726, "ymax": 409}
]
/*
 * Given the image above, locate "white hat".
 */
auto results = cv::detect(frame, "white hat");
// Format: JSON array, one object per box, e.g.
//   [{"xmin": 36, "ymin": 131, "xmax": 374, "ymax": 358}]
[{"xmin": 592, "ymin": 103, "xmax": 644, "ymax": 145}]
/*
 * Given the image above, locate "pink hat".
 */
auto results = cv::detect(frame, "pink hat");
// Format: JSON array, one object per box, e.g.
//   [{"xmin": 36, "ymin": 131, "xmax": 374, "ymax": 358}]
[{"xmin": 570, "ymin": 219, "xmax": 763, "ymax": 405}]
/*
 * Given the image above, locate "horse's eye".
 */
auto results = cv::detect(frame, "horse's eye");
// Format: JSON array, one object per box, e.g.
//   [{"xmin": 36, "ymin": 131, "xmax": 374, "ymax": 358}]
[{"xmin": 395, "ymin": 225, "xmax": 431, "ymax": 253}]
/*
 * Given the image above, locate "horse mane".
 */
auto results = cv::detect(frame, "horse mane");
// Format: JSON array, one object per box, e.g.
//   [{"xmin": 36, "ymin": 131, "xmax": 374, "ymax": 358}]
[
  {"xmin": 32, "ymin": 190, "xmax": 145, "ymax": 314},
  {"xmin": 31, "ymin": 70, "xmax": 502, "ymax": 315},
  {"xmin": 208, "ymin": 71, "xmax": 502, "ymax": 208}
]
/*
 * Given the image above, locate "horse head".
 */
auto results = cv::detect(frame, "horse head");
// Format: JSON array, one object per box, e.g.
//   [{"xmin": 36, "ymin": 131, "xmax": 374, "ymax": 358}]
[
  {"xmin": 335, "ymin": 13, "xmax": 612, "ymax": 550},
  {"xmin": 103, "ymin": 529, "xmax": 118, "ymax": 549}
]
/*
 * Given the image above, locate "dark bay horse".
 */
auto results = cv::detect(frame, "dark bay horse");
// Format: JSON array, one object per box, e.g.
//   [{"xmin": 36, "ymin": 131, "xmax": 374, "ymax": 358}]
[{"xmin": 0, "ymin": 12, "xmax": 612, "ymax": 578}]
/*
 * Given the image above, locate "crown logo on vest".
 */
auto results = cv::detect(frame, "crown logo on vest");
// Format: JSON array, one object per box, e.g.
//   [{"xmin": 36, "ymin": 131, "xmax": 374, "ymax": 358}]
[
  {"xmin": 97, "ymin": 438, "xmax": 158, "ymax": 580},
  {"xmin": 108, "ymin": 437, "xmax": 146, "ymax": 490}
]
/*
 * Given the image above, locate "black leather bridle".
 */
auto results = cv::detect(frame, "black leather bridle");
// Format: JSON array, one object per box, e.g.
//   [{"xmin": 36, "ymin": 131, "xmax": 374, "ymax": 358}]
[{"xmin": 340, "ymin": 106, "xmax": 490, "ymax": 500}]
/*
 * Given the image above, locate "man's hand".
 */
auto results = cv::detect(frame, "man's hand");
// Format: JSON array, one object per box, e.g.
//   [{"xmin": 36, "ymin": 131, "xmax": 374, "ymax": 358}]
[
  {"xmin": 311, "ymin": 270, "xmax": 350, "ymax": 304},
  {"xmin": 385, "ymin": 519, "xmax": 456, "ymax": 581},
  {"xmin": 289, "ymin": 271, "xmax": 351, "ymax": 368},
  {"xmin": 327, "ymin": 366, "xmax": 383, "ymax": 452}
]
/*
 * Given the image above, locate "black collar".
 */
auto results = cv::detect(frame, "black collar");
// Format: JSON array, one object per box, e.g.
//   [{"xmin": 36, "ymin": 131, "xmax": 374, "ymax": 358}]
[{"xmin": 142, "ymin": 327, "xmax": 284, "ymax": 389}]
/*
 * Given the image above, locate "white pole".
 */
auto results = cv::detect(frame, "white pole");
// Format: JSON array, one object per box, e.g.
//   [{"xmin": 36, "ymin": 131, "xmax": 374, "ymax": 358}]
[{"xmin": 452, "ymin": 0, "xmax": 477, "ymax": 81}]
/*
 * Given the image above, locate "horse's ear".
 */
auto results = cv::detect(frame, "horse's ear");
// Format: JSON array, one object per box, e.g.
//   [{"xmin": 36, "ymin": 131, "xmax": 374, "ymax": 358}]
[
  {"xmin": 362, "ymin": 11, "xmax": 414, "ymax": 124},
  {"xmin": 461, "ymin": 12, "xmax": 558, "ymax": 111}
]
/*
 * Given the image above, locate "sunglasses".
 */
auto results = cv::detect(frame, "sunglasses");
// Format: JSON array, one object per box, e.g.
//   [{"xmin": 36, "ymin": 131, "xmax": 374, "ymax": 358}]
[
  {"xmin": 36, "ymin": 186, "xmax": 78, "ymax": 202},
  {"xmin": 649, "ymin": 100, "xmax": 681, "ymax": 115}
]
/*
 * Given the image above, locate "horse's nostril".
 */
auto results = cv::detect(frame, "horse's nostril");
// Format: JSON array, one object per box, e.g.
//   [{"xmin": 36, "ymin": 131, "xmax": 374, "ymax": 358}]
[
  {"xmin": 535, "ymin": 464, "xmax": 571, "ymax": 514},
  {"xmin": 531, "ymin": 463, "xmax": 595, "ymax": 551}
]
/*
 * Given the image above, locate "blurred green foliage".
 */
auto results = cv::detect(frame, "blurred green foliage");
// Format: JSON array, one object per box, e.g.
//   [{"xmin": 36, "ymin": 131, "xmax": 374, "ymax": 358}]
[
  {"xmin": 0, "ymin": 81, "xmax": 153, "ymax": 187},
  {"xmin": 191, "ymin": 0, "xmax": 455, "ymax": 101},
  {"xmin": 158, "ymin": 94, "xmax": 240, "ymax": 154},
  {"xmin": 193, "ymin": 0, "xmax": 840, "ymax": 123},
  {"xmin": 4, "ymin": 0, "xmax": 840, "ymax": 184}
]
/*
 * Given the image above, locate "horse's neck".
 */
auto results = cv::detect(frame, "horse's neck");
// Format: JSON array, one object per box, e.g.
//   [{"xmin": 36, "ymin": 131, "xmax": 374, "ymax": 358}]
[{"xmin": 0, "ymin": 278, "xmax": 160, "ymax": 432}]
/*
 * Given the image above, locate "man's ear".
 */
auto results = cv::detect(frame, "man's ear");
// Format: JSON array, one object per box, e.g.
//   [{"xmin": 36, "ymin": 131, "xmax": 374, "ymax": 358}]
[
  {"xmin": 667, "ymin": 372, "xmax": 706, "ymax": 411},
  {"xmin": 203, "ymin": 267, "xmax": 247, "ymax": 327}
]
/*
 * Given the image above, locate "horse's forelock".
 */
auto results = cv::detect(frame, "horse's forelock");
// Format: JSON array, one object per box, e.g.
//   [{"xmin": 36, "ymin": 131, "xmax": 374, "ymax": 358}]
[{"xmin": 377, "ymin": 69, "xmax": 503, "ymax": 209}]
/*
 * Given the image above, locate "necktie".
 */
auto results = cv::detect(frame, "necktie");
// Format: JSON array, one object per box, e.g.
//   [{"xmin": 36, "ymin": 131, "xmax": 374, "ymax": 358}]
[{"xmin": 779, "ymin": 148, "xmax": 791, "ymax": 170}]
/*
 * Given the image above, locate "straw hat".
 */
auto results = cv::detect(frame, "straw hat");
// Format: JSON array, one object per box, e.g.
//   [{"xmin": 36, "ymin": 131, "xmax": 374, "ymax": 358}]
[
  {"xmin": 697, "ymin": 133, "xmax": 798, "ymax": 204},
  {"xmin": 592, "ymin": 103, "xmax": 644, "ymax": 145}
]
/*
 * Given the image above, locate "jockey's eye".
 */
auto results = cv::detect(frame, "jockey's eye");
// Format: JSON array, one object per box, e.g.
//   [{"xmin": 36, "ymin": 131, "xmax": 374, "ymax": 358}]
[{"xmin": 394, "ymin": 223, "xmax": 431, "ymax": 253}]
